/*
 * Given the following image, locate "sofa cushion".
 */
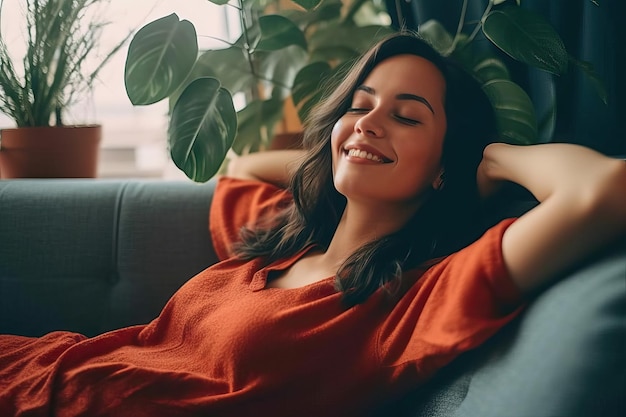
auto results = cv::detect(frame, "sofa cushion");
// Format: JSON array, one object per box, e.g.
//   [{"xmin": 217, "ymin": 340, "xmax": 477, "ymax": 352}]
[{"xmin": 0, "ymin": 179, "xmax": 218, "ymax": 337}]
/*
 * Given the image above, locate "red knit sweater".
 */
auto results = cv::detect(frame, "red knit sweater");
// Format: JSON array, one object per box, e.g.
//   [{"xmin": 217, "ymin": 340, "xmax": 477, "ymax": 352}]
[{"xmin": 0, "ymin": 177, "xmax": 522, "ymax": 417}]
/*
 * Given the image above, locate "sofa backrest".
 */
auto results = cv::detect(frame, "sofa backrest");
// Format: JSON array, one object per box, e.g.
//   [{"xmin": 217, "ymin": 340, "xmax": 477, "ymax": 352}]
[{"xmin": 0, "ymin": 179, "xmax": 218, "ymax": 337}]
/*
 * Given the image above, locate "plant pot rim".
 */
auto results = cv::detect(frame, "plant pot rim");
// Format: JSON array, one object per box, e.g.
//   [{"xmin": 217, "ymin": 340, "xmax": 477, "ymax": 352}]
[
  {"xmin": 0, "ymin": 124, "xmax": 101, "ymax": 133},
  {"xmin": 0, "ymin": 124, "xmax": 102, "ymax": 151}
]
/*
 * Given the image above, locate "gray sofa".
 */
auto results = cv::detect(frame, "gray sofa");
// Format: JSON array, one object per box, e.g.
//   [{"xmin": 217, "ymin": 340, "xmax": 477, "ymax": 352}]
[{"xmin": 0, "ymin": 179, "xmax": 624, "ymax": 416}]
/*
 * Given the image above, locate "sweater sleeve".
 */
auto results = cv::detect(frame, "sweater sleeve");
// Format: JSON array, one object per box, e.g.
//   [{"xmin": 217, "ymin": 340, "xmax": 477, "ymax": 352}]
[
  {"xmin": 209, "ymin": 177, "xmax": 292, "ymax": 261},
  {"xmin": 378, "ymin": 218, "xmax": 523, "ymax": 378}
]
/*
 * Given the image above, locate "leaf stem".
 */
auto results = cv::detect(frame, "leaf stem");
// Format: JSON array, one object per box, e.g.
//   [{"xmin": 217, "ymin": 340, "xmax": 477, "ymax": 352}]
[
  {"xmin": 237, "ymin": 0, "xmax": 260, "ymax": 101},
  {"xmin": 445, "ymin": 0, "xmax": 469, "ymax": 55},
  {"xmin": 467, "ymin": 0, "xmax": 495, "ymax": 43}
]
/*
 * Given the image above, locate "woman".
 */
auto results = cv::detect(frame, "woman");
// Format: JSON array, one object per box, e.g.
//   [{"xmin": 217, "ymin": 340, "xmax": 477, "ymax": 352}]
[{"xmin": 1, "ymin": 32, "xmax": 625, "ymax": 417}]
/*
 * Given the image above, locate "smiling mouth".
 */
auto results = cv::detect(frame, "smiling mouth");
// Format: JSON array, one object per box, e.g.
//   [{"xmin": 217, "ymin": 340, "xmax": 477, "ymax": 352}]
[{"xmin": 344, "ymin": 148, "xmax": 393, "ymax": 163}]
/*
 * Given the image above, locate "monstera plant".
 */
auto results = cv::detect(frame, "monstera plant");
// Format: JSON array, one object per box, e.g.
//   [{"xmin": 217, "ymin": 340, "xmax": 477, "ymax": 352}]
[
  {"xmin": 124, "ymin": 0, "xmax": 604, "ymax": 182},
  {"xmin": 124, "ymin": 0, "xmax": 392, "ymax": 182}
]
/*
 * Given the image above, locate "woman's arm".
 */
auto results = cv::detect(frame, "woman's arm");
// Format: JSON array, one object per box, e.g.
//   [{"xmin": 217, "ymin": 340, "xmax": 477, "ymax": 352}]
[
  {"xmin": 225, "ymin": 149, "xmax": 306, "ymax": 187},
  {"xmin": 478, "ymin": 142, "xmax": 626, "ymax": 294}
]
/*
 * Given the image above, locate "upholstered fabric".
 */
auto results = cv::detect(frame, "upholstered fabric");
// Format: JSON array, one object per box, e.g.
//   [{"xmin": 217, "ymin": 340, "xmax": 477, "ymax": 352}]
[
  {"xmin": 393, "ymin": 239, "xmax": 626, "ymax": 417},
  {"xmin": 0, "ymin": 179, "xmax": 623, "ymax": 416},
  {"xmin": 0, "ymin": 180, "xmax": 217, "ymax": 337}
]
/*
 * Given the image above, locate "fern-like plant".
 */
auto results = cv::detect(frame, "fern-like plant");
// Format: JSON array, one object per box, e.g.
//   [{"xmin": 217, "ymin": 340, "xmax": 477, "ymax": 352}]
[{"xmin": 0, "ymin": 0, "xmax": 129, "ymax": 127}]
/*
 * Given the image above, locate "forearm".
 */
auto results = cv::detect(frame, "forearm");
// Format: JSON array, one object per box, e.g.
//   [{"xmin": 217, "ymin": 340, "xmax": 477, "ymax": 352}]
[
  {"xmin": 479, "ymin": 143, "xmax": 626, "ymax": 293},
  {"xmin": 225, "ymin": 150, "xmax": 306, "ymax": 187},
  {"xmin": 479, "ymin": 142, "xmax": 625, "ymax": 203}
]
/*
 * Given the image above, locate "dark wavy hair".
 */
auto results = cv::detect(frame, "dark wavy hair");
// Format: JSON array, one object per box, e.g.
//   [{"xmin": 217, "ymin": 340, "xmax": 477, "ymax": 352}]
[{"xmin": 235, "ymin": 31, "xmax": 497, "ymax": 306}]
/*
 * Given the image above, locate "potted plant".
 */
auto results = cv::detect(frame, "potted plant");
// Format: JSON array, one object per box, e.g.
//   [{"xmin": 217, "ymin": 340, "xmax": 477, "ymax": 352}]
[
  {"xmin": 124, "ymin": 0, "xmax": 394, "ymax": 182},
  {"xmin": 0, "ymin": 0, "xmax": 129, "ymax": 178},
  {"xmin": 124, "ymin": 0, "xmax": 603, "ymax": 182}
]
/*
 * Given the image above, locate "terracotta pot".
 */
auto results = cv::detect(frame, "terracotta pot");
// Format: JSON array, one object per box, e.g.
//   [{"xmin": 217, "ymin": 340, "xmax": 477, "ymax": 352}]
[{"xmin": 0, "ymin": 125, "xmax": 101, "ymax": 178}]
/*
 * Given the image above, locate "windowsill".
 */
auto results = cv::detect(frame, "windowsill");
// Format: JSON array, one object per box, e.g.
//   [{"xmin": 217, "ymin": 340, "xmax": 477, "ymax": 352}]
[{"xmin": 97, "ymin": 145, "xmax": 189, "ymax": 180}]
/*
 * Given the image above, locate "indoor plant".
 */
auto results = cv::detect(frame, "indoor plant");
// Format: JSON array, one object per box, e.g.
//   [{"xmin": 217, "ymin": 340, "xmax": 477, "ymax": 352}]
[
  {"xmin": 124, "ymin": 0, "xmax": 603, "ymax": 182},
  {"xmin": 0, "ymin": 0, "xmax": 129, "ymax": 178},
  {"xmin": 124, "ymin": 0, "xmax": 393, "ymax": 182}
]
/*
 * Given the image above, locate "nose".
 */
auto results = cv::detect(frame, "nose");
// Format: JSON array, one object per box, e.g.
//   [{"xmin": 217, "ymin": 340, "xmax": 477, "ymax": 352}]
[{"xmin": 354, "ymin": 110, "xmax": 385, "ymax": 138}]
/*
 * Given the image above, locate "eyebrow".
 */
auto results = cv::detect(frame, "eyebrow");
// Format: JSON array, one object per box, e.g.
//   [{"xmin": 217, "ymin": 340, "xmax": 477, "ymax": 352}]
[{"xmin": 356, "ymin": 85, "xmax": 435, "ymax": 115}]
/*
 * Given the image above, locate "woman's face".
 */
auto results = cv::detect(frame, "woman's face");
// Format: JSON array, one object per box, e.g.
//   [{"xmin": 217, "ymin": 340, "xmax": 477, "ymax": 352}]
[{"xmin": 331, "ymin": 54, "xmax": 447, "ymax": 209}]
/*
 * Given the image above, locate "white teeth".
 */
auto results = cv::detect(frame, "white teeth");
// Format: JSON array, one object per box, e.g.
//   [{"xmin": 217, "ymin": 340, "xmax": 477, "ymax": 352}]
[{"xmin": 347, "ymin": 148, "xmax": 383, "ymax": 162}]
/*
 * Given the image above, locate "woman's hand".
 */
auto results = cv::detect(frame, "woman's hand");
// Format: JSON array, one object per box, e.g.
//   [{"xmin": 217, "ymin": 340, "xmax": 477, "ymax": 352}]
[
  {"xmin": 481, "ymin": 142, "xmax": 626, "ymax": 294},
  {"xmin": 225, "ymin": 149, "xmax": 306, "ymax": 188}
]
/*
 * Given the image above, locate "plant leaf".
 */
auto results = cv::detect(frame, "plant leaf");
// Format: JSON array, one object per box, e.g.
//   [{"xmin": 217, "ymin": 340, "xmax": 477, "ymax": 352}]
[
  {"xmin": 295, "ymin": 61, "xmax": 351, "ymax": 121},
  {"xmin": 482, "ymin": 79, "xmax": 538, "ymax": 145},
  {"xmin": 417, "ymin": 20, "xmax": 454, "ymax": 56},
  {"xmin": 292, "ymin": 61, "xmax": 333, "ymax": 106},
  {"xmin": 169, "ymin": 77, "xmax": 237, "ymax": 182},
  {"xmin": 207, "ymin": 0, "xmax": 230, "ymax": 5},
  {"xmin": 482, "ymin": 5, "xmax": 568, "ymax": 75},
  {"xmin": 125, "ymin": 14, "xmax": 198, "ymax": 105},
  {"xmin": 256, "ymin": 15, "xmax": 307, "ymax": 52},
  {"xmin": 472, "ymin": 57, "xmax": 510, "ymax": 83},
  {"xmin": 570, "ymin": 57, "xmax": 608, "ymax": 105},
  {"xmin": 292, "ymin": 0, "xmax": 323, "ymax": 11},
  {"xmin": 257, "ymin": 45, "xmax": 309, "ymax": 100},
  {"xmin": 232, "ymin": 96, "xmax": 285, "ymax": 154},
  {"xmin": 195, "ymin": 47, "xmax": 252, "ymax": 95}
]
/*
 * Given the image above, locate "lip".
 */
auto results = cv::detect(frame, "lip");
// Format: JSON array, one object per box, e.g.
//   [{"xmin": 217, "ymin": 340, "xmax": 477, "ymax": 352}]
[{"xmin": 343, "ymin": 143, "xmax": 394, "ymax": 163}]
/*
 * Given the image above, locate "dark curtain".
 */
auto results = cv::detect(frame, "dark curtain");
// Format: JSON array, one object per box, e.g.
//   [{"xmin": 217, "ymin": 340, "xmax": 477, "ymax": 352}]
[{"xmin": 385, "ymin": 0, "xmax": 625, "ymax": 156}]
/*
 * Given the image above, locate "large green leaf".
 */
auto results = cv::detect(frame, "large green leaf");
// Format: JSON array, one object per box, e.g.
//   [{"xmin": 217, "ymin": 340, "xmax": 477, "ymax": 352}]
[
  {"xmin": 292, "ymin": 61, "xmax": 332, "ymax": 123},
  {"xmin": 167, "ymin": 54, "xmax": 220, "ymax": 114},
  {"xmin": 482, "ymin": 79, "xmax": 538, "ymax": 145},
  {"xmin": 482, "ymin": 5, "xmax": 568, "ymax": 75},
  {"xmin": 195, "ymin": 47, "xmax": 253, "ymax": 95},
  {"xmin": 207, "ymin": 0, "xmax": 230, "ymax": 5},
  {"xmin": 124, "ymin": 14, "xmax": 198, "ymax": 105},
  {"xmin": 295, "ymin": 62, "xmax": 350, "ymax": 121},
  {"xmin": 257, "ymin": 45, "xmax": 309, "ymax": 100},
  {"xmin": 256, "ymin": 15, "xmax": 307, "ymax": 52},
  {"xmin": 471, "ymin": 57, "xmax": 510, "ymax": 84},
  {"xmin": 292, "ymin": 61, "xmax": 333, "ymax": 106},
  {"xmin": 169, "ymin": 77, "xmax": 237, "ymax": 182},
  {"xmin": 196, "ymin": 42, "xmax": 307, "ymax": 103}
]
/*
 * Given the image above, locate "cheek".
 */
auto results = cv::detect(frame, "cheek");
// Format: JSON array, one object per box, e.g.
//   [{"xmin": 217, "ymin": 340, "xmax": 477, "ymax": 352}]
[
  {"xmin": 330, "ymin": 119, "xmax": 343, "ymax": 143},
  {"xmin": 330, "ymin": 119, "xmax": 345, "ymax": 163}
]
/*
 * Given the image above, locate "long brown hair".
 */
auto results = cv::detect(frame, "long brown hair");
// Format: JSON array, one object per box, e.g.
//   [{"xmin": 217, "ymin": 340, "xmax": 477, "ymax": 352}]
[{"xmin": 236, "ymin": 32, "xmax": 497, "ymax": 306}]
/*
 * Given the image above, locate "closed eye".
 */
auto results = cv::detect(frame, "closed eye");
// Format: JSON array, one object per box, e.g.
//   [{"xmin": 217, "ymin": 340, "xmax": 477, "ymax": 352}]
[
  {"xmin": 395, "ymin": 115, "xmax": 420, "ymax": 126},
  {"xmin": 347, "ymin": 107, "xmax": 420, "ymax": 126},
  {"xmin": 346, "ymin": 107, "xmax": 370, "ymax": 114}
]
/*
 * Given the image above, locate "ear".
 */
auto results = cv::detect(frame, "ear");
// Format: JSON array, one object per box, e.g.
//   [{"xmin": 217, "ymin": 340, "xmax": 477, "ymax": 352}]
[{"xmin": 432, "ymin": 170, "xmax": 445, "ymax": 190}]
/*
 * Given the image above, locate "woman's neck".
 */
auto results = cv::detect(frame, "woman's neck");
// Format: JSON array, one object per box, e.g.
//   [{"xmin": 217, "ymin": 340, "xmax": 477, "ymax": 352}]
[{"xmin": 321, "ymin": 200, "xmax": 419, "ymax": 266}]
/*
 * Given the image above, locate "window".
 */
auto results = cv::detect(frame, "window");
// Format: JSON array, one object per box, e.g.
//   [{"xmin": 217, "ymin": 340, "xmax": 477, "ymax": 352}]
[{"xmin": 0, "ymin": 0, "xmax": 240, "ymax": 179}]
